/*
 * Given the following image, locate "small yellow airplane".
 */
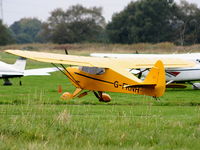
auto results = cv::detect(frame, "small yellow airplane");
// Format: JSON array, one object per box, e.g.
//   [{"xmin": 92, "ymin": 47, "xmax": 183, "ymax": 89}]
[{"xmin": 5, "ymin": 50, "xmax": 194, "ymax": 102}]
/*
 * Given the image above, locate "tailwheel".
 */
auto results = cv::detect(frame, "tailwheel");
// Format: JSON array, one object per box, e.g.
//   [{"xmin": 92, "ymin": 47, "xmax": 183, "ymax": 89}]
[{"xmin": 93, "ymin": 91, "xmax": 111, "ymax": 102}]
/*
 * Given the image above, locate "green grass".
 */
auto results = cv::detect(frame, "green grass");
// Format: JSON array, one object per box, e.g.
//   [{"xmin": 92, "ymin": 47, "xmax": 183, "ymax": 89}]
[
  {"xmin": 1, "ymin": 105, "xmax": 200, "ymax": 150},
  {"xmin": 0, "ymin": 53, "xmax": 200, "ymax": 150}
]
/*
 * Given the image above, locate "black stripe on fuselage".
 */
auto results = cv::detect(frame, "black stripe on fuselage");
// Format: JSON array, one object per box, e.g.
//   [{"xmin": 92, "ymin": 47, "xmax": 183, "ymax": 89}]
[{"xmin": 74, "ymin": 72, "xmax": 114, "ymax": 85}]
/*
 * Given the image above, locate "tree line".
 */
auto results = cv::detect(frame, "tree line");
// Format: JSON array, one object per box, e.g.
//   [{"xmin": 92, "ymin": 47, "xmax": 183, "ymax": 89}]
[{"xmin": 1, "ymin": 0, "xmax": 200, "ymax": 46}]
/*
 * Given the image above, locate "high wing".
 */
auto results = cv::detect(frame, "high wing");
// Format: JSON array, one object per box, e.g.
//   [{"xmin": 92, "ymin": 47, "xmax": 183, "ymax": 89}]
[
  {"xmin": 24, "ymin": 67, "xmax": 60, "ymax": 76},
  {"xmin": 5, "ymin": 50, "xmax": 195, "ymax": 69}
]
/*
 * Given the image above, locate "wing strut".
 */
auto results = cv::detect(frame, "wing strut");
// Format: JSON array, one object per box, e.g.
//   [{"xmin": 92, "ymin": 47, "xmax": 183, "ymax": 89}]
[
  {"xmin": 51, "ymin": 63, "xmax": 81, "ymax": 88},
  {"xmin": 60, "ymin": 64, "xmax": 81, "ymax": 87}
]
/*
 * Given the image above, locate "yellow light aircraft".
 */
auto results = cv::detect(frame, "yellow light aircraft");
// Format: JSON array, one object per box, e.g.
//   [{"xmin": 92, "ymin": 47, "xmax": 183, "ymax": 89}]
[{"xmin": 5, "ymin": 50, "xmax": 194, "ymax": 102}]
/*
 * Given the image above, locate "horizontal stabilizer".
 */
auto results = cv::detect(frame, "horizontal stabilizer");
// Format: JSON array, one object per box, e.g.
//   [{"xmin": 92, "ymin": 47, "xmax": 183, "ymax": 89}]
[{"xmin": 24, "ymin": 67, "xmax": 60, "ymax": 76}]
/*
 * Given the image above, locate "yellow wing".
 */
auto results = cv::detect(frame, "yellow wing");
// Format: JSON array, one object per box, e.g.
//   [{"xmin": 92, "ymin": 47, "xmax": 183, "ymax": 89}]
[{"xmin": 5, "ymin": 50, "xmax": 195, "ymax": 69}]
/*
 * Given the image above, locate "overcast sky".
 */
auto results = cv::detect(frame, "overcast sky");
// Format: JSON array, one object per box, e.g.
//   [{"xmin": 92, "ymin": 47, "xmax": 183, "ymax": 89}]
[{"xmin": 1, "ymin": 0, "xmax": 200, "ymax": 25}]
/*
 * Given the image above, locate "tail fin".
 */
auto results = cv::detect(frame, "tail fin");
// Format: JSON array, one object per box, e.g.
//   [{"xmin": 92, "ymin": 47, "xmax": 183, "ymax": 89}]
[
  {"xmin": 12, "ymin": 57, "xmax": 27, "ymax": 71},
  {"xmin": 143, "ymin": 60, "xmax": 166, "ymax": 97}
]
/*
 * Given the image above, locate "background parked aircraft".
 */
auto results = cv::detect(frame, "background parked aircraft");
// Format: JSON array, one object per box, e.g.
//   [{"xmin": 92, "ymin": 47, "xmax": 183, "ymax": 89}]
[
  {"xmin": 0, "ymin": 57, "xmax": 59, "ymax": 85},
  {"xmin": 90, "ymin": 53, "xmax": 200, "ymax": 89}
]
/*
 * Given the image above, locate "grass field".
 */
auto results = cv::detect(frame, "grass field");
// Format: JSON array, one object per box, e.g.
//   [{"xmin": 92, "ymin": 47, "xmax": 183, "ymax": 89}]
[{"xmin": 0, "ymin": 49, "xmax": 200, "ymax": 150}]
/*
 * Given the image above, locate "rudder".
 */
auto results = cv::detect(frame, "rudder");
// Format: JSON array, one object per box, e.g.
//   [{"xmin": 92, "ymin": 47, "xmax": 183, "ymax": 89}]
[
  {"xmin": 12, "ymin": 57, "xmax": 27, "ymax": 71},
  {"xmin": 143, "ymin": 60, "xmax": 166, "ymax": 97}
]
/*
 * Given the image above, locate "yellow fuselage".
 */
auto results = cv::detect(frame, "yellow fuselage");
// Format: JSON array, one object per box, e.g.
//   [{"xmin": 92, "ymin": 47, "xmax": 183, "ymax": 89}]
[{"xmin": 66, "ymin": 67, "xmax": 160, "ymax": 97}]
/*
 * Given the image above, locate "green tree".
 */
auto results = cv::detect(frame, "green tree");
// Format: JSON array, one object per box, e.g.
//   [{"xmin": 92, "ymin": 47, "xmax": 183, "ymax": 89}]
[
  {"xmin": 0, "ymin": 20, "xmax": 14, "ymax": 45},
  {"xmin": 107, "ymin": 0, "xmax": 176, "ymax": 44},
  {"xmin": 41, "ymin": 5, "xmax": 106, "ymax": 43},
  {"xmin": 172, "ymin": 0, "xmax": 200, "ymax": 45},
  {"xmin": 10, "ymin": 18, "xmax": 43, "ymax": 43}
]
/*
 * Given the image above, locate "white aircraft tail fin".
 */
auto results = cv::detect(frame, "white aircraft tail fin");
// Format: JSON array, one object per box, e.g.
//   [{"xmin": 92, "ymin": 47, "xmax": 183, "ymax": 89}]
[{"xmin": 12, "ymin": 57, "xmax": 27, "ymax": 71}]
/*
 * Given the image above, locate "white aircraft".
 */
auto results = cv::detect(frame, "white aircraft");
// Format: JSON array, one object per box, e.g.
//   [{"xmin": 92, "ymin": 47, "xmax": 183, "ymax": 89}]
[
  {"xmin": 91, "ymin": 53, "xmax": 200, "ymax": 89},
  {"xmin": 0, "ymin": 57, "xmax": 59, "ymax": 85}
]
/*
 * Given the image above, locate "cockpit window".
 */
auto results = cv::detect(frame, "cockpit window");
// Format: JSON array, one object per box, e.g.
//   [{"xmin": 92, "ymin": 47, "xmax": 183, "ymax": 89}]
[{"xmin": 79, "ymin": 66, "xmax": 105, "ymax": 75}]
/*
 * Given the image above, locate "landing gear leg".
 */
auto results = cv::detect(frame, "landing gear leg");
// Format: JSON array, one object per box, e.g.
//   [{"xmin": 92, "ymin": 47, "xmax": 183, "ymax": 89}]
[
  {"xmin": 93, "ymin": 91, "xmax": 103, "ymax": 101},
  {"xmin": 3, "ymin": 78, "xmax": 12, "ymax": 86},
  {"xmin": 153, "ymin": 96, "xmax": 160, "ymax": 101},
  {"xmin": 19, "ymin": 80, "xmax": 22, "ymax": 86},
  {"xmin": 61, "ymin": 88, "xmax": 84, "ymax": 100}
]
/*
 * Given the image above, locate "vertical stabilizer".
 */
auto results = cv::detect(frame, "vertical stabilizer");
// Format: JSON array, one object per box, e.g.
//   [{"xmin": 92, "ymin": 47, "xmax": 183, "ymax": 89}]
[
  {"xmin": 12, "ymin": 57, "xmax": 26, "ymax": 71},
  {"xmin": 143, "ymin": 60, "xmax": 166, "ymax": 97}
]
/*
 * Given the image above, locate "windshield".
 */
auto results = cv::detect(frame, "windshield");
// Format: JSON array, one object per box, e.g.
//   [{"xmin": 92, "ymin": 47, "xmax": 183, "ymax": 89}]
[{"xmin": 79, "ymin": 66, "xmax": 105, "ymax": 75}]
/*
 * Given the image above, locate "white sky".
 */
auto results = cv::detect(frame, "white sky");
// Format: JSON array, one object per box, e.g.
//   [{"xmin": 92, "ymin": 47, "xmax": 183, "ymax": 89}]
[{"xmin": 1, "ymin": 0, "xmax": 200, "ymax": 26}]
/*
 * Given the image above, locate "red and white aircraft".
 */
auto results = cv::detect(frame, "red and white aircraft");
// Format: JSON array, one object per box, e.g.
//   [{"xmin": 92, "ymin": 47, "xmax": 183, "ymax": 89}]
[{"xmin": 91, "ymin": 53, "xmax": 200, "ymax": 89}]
